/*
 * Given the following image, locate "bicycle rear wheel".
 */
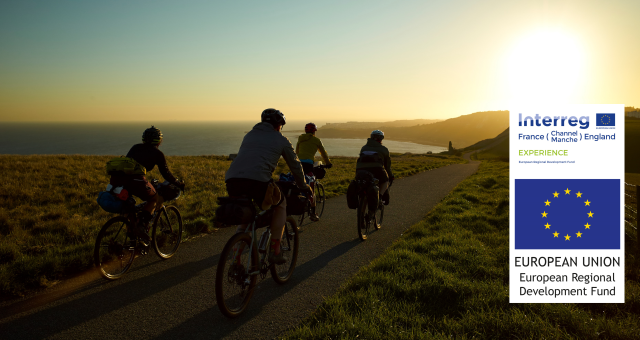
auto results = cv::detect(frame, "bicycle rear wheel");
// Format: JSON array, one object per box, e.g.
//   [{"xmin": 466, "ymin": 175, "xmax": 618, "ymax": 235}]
[
  {"xmin": 270, "ymin": 217, "xmax": 299, "ymax": 284},
  {"xmin": 152, "ymin": 206, "xmax": 183, "ymax": 259},
  {"xmin": 315, "ymin": 183, "xmax": 326, "ymax": 219},
  {"xmin": 216, "ymin": 232, "xmax": 258, "ymax": 318},
  {"xmin": 357, "ymin": 194, "xmax": 372, "ymax": 241},
  {"xmin": 94, "ymin": 216, "xmax": 136, "ymax": 280}
]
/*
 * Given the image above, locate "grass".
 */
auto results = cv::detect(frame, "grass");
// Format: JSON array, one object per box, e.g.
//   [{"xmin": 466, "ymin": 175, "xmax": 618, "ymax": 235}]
[
  {"xmin": 285, "ymin": 161, "xmax": 640, "ymax": 339},
  {"xmin": 0, "ymin": 153, "xmax": 463, "ymax": 297}
]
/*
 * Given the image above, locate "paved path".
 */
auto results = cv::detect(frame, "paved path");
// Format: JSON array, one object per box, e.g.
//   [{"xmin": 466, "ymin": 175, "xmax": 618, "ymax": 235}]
[{"xmin": 1, "ymin": 160, "xmax": 479, "ymax": 340}]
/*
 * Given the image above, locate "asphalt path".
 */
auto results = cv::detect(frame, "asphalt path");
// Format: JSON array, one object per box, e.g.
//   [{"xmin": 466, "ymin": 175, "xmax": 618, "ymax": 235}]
[{"xmin": 1, "ymin": 159, "xmax": 479, "ymax": 340}]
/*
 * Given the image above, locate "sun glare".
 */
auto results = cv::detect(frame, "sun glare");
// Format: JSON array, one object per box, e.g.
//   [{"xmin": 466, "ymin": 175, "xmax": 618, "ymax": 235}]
[{"xmin": 506, "ymin": 29, "xmax": 586, "ymax": 105}]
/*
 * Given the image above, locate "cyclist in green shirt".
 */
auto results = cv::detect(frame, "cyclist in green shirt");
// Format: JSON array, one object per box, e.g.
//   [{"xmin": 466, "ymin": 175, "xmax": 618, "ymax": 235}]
[{"xmin": 296, "ymin": 123, "xmax": 333, "ymax": 221}]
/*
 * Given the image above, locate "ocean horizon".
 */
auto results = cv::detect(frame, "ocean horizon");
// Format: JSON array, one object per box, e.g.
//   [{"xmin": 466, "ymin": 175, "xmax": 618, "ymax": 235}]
[{"xmin": 0, "ymin": 121, "xmax": 447, "ymax": 157}]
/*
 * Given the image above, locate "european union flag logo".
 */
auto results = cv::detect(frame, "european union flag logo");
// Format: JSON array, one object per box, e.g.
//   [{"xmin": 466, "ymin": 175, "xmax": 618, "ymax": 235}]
[
  {"xmin": 596, "ymin": 113, "xmax": 615, "ymax": 126},
  {"xmin": 515, "ymin": 179, "xmax": 620, "ymax": 249}
]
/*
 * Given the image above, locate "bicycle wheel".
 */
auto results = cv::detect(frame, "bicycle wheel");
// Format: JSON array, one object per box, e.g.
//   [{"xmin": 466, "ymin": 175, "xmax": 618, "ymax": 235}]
[
  {"xmin": 357, "ymin": 194, "xmax": 371, "ymax": 241},
  {"xmin": 270, "ymin": 217, "xmax": 299, "ymax": 284},
  {"xmin": 94, "ymin": 216, "xmax": 136, "ymax": 280},
  {"xmin": 152, "ymin": 206, "xmax": 183, "ymax": 259},
  {"xmin": 374, "ymin": 201, "xmax": 383, "ymax": 230},
  {"xmin": 216, "ymin": 232, "xmax": 258, "ymax": 318},
  {"xmin": 298, "ymin": 211, "xmax": 306, "ymax": 226},
  {"xmin": 315, "ymin": 183, "xmax": 326, "ymax": 219}
]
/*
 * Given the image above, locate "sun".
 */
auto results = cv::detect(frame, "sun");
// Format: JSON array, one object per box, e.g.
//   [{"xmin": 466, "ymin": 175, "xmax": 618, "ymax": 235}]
[{"xmin": 505, "ymin": 29, "xmax": 586, "ymax": 105}]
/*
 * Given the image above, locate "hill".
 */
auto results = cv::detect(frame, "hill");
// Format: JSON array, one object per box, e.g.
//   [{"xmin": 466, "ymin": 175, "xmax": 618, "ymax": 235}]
[
  {"xmin": 321, "ymin": 119, "xmax": 442, "ymax": 130},
  {"xmin": 316, "ymin": 110, "xmax": 509, "ymax": 148}
]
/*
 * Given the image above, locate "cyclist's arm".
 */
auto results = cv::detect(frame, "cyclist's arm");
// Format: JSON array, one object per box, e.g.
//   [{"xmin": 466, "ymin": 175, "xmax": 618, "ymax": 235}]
[
  {"xmin": 156, "ymin": 151, "xmax": 179, "ymax": 185},
  {"xmin": 317, "ymin": 139, "xmax": 331, "ymax": 165},
  {"xmin": 281, "ymin": 137, "xmax": 307, "ymax": 188}
]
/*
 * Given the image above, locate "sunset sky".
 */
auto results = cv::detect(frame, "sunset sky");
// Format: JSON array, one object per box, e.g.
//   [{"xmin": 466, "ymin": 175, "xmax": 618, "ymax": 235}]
[{"xmin": 1, "ymin": 0, "xmax": 638, "ymax": 122}]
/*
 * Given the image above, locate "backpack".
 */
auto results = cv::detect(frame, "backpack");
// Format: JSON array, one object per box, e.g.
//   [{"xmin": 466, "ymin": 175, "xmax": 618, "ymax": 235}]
[
  {"xmin": 106, "ymin": 157, "xmax": 146, "ymax": 176},
  {"xmin": 357, "ymin": 151, "xmax": 384, "ymax": 165}
]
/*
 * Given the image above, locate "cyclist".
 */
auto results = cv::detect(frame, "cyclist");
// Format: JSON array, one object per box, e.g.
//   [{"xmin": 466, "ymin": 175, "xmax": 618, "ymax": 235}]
[
  {"xmin": 295, "ymin": 122, "xmax": 333, "ymax": 221},
  {"xmin": 225, "ymin": 108, "xmax": 311, "ymax": 264},
  {"xmin": 356, "ymin": 130, "xmax": 394, "ymax": 200},
  {"xmin": 109, "ymin": 126, "xmax": 185, "ymax": 244}
]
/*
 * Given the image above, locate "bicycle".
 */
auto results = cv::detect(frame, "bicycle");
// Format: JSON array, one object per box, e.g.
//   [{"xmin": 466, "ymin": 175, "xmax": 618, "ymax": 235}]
[
  {"xmin": 215, "ymin": 195, "xmax": 301, "ymax": 318},
  {"xmin": 94, "ymin": 180, "xmax": 183, "ymax": 280},
  {"xmin": 297, "ymin": 164, "xmax": 329, "ymax": 226},
  {"xmin": 357, "ymin": 179, "xmax": 391, "ymax": 241}
]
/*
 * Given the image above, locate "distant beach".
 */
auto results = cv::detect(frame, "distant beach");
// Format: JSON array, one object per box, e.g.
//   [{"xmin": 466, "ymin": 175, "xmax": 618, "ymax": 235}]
[{"xmin": 0, "ymin": 121, "xmax": 447, "ymax": 156}]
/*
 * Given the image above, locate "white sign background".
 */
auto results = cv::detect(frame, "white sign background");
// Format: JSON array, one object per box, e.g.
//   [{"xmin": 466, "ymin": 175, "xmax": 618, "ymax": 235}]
[{"xmin": 509, "ymin": 104, "xmax": 625, "ymax": 303}]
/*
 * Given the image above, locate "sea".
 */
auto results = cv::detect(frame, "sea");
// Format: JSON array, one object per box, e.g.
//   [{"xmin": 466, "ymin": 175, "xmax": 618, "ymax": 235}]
[{"xmin": 0, "ymin": 121, "xmax": 447, "ymax": 157}]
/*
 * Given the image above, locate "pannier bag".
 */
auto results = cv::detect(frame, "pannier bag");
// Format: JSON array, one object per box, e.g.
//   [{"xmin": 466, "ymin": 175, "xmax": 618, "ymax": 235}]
[
  {"xmin": 366, "ymin": 184, "xmax": 379, "ymax": 211},
  {"xmin": 351, "ymin": 170, "xmax": 380, "ymax": 211},
  {"xmin": 276, "ymin": 181, "xmax": 307, "ymax": 216},
  {"xmin": 346, "ymin": 180, "xmax": 359, "ymax": 209},
  {"xmin": 312, "ymin": 166, "xmax": 326, "ymax": 180},
  {"xmin": 97, "ymin": 192, "xmax": 135, "ymax": 214},
  {"xmin": 106, "ymin": 157, "xmax": 147, "ymax": 176},
  {"xmin": 214, "ymin": 197, "xmax": 255, "ymax": 225}
]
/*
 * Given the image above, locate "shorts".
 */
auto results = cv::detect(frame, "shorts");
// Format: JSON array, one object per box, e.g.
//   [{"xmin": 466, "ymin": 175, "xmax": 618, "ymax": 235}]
[
  {"xmin": 356, "ymin": 167, "xmax": 389, "ymax": 184},
  {"xmin": 225, "ymin": 178, "xmax": 270, "ymax": 205},
  {"xmin": 110, "ymin": 175, "xmax": 157, "ymax": 201}
]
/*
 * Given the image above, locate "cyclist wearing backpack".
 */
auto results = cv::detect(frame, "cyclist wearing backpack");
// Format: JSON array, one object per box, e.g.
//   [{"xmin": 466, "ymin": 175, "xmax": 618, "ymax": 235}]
[
  {"xmin": 109, "ymin": 126, "xmax": 185, "ymax": 243},
  {"xmin": 356, "ymin": 130, "xmax": 394, "ymax": 199},
  {"xmin": 295, "ymin": 122, "xmax": 333, "ymax": 221},
  {"xmin": 225, "ymin": 108, "xmax": 312, "ymax": 264}
]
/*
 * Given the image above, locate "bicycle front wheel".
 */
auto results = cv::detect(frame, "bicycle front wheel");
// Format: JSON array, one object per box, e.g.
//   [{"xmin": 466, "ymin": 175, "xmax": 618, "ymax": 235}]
[
  {"xmin": 152, "ymin": 206, "xmax": 183, "ymax": 259},
  {"xmin": 357, "ymin": 195, "xmax": 371, "ymax": 241},
  {"xmin": 270, "ymin": 217, "xmax": 299, "ymax": 284},
  {"xmin": 315, "ymin": 183, "xmax": 326, "ymax": 219},
  {"xmin": 94, "ymin": 216, "xmax": 136, "ymax": 280},
  {"xmin": 216, "ymin": 232, "xmax": 258, "ymax": 318}
]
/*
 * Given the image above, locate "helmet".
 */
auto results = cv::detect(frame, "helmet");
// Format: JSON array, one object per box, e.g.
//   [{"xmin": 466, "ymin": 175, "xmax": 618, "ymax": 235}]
[
  {"xmin": 261, "ymin": 108, "xmax": 286, "ymax": 128},
  {"xmin": 305, "ymin": 123, "xmax": 318, "ymax": 133},
  {"xmin": 142, "ymin": 126, "xmax": 163, "ymax": 144},
  {"xmin": 371, "ymin": 130, "xmax": 384, "ymax": 141}
]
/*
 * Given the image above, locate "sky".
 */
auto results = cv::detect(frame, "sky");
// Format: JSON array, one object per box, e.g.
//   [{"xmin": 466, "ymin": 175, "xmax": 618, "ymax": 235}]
[{"xmin": 1, "ymin": 0, "xmax": 639, "ymax": 122}]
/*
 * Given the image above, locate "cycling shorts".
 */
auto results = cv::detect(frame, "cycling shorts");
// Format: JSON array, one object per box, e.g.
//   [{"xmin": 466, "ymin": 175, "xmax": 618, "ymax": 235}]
[{"xmin": 110, "ymin": 175, "xmax": 157, "ymax": 201}]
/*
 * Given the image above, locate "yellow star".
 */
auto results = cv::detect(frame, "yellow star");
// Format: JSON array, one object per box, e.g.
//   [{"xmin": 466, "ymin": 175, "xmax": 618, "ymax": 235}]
[
  {"xmin": 553, "ymin": 191, "xmax": 559, "ymax": 198},
  {"xmin": 584, "ymin": 199, "xmax": 591, "ymax": 206},
  {"xmin": 544, "ymin": 200, "xmax": 551, "ymax": 206},
  {"xmin": 584, "ymin": 223, "xmax": 591, "ymax": 229},
  {"xmin": 541, "ymin": 211, "xmax": 548, "ymax": 218},
  {"xmin": 564, "ymin": 188, "xmax": 571, "ymax": 195},
  {"xmin": 576, "ymin": 191, "xmax": 582, "ymax": 198},
  {"xmin": 553, "ymin": 231, "xmax": 559, "ymax": 238},
  {"xmin": 576, "ymin": 231, "xmax": 583, "ymax": 238},
  {"xmin": 587, "ymin": 211, "xmax": 594, "ymax": 218},
  {"xmin": 564, "ymin": 234, "xmax": 571, "ymax": 241},
  {"xmin": 544, "ymin": 223, "xmax": 551, "ymax": 229}
]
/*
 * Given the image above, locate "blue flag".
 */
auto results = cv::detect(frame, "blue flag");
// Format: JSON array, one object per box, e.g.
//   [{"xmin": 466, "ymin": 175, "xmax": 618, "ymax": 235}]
[
  {"xmin": 596, "ymin": 113, "xmax": 615, "ymax": 127},
  {"xmin": 515, "ymin": 179, "xmax": 620, "ymax": 249}
]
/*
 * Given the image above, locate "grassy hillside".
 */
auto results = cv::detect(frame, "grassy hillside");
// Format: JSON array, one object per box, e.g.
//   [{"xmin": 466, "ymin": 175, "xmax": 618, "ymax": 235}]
[
  {"xmin": 286, "ymin": 162, "xmax": 640, "ymax": 339},
  {"xmin": 0, "ymin": 153, "xmax": 463, "ymax": 296},
  {"xmin": 317, "ymin": 111, "xmax": 509, "ymax": 148},
  {"xmin": 626, "ymin": 117, "xmax": 640, "ymax": 174}
]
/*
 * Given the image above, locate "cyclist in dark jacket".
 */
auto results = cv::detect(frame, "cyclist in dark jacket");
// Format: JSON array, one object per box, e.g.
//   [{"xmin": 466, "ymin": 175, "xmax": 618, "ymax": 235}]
[
  {"xmin": 110, "ymin": 126, "xmax": 185, "ymax": 243},
  {"xmin": 225, "ymin": 108, "xmax": 311, "ymax": 264},
  {"xmin": 355, "ymin": 130, "xmax": 394, "ymax": 198}
]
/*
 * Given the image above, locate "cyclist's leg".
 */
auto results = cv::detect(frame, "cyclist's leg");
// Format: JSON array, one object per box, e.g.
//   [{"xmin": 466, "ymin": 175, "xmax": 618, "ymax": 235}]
[
  {"xmin": 269, "ymin": 197, "xmax": 287, "ymax": 255},
  {"xmin": 379, "ymin": 181, "xmax": 389, "ymax": 197}
]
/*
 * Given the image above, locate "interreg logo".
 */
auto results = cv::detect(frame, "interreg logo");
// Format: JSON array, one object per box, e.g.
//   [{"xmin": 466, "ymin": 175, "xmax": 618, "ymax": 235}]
[
  {"xmin": 518, "ymin": 113, "xmax": 589, "ymax": 129},
  {"xmin": 515, "ymin": 179, "xmax": 620, "ymax": 249},
  {"xmin": 596, "ymin": 113, "xmax": 615, "ymax": 129}
]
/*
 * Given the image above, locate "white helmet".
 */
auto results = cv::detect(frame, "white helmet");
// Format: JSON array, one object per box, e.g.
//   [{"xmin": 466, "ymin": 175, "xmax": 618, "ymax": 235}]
[{"xmin": 371, "ymin": 130, "xmax": 384, "ymax": 141}]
